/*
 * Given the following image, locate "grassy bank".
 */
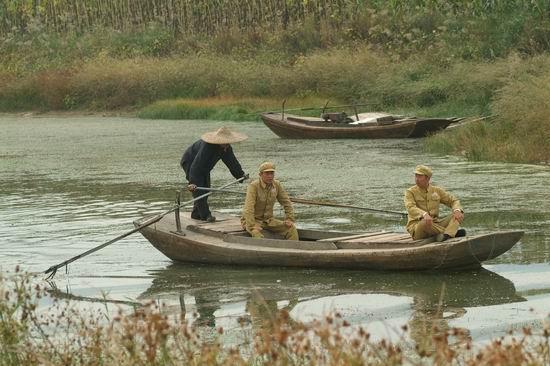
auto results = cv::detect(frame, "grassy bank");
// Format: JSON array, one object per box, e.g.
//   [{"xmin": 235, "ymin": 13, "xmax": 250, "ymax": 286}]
[
  {"xmin": 0, "ymin": 1, "xmax": 549, "ymax": 163},
  {"xmin": 2, "ymin": 271, "xmax": 549, "ymax": 365},
  {"xmin": 424, "ymin": 56, "xmax": 550, "ymax": 164}
]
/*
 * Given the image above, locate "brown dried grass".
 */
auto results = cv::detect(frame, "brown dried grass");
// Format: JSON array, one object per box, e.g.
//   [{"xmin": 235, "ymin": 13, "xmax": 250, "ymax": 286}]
[{"xmin": 2, "ymin": 270, "xmax": 549, "ymax": 366}]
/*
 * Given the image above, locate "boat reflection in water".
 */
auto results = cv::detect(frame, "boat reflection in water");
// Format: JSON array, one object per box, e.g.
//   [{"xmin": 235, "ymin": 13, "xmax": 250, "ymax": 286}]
[{"xmin": 138, "ymin": 264, "xmax": 525, "ymax": 344}]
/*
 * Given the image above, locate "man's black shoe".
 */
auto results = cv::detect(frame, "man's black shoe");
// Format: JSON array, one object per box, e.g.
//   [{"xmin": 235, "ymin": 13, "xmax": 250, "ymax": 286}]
[
  {"xmin": 191, "ymin": 214, "xmax": 202, "ymax": 220},
  {"xmin": 456, "ymin": 229, "xmax": 467, "ymax": 237},
  {"xmin": 436, "ymin": 233, "xmax": 451, "ymax": 242},
  {"xmin": 206, "ymin": 215, "xmax": 216, "ymax": 223}
]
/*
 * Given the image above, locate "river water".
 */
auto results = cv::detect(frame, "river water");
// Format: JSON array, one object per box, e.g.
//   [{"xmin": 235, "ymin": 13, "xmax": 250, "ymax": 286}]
[{"xmin": 1, "ymin": 115, "xmax": 549, "ymax": 345}]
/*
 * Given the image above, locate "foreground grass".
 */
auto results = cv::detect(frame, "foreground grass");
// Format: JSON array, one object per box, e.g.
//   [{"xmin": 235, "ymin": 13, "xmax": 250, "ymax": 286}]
[{"xmin": 2, "ymin": 270, "xmax": 550, "ymax": 365}]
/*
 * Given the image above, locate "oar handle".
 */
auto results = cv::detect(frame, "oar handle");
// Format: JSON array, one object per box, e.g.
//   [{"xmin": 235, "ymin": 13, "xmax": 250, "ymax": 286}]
[{"xmin": 289, "ymin": 198, "xmax": 407, "ymax": 217}]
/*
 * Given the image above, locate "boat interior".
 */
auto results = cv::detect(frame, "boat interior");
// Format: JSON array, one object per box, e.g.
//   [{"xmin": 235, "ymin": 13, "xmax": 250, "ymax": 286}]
[
  {"xmin": 175, "ymin": 212, "xmax": 438, "ymax": 251},
  {"xmin": 281, "ymin": 112, "xmax": 414, "ymax": 127}
]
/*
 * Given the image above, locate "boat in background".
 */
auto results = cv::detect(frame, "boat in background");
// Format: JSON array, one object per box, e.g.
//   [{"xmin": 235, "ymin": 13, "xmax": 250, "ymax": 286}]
[{"xmin": 260, "ymin": 111, "xmax": 463, "ymax": 139}]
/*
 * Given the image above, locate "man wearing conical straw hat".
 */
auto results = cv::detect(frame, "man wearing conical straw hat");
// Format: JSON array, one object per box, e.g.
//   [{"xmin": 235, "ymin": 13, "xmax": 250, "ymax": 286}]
[{"xmin": 180, "ymin": 127, "xmax": 248, "ymax": 222}]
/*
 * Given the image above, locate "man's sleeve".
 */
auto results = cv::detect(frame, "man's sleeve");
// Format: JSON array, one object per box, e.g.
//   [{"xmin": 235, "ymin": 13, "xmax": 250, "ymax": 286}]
[
  {"xmin": 439, "ymin": 188, "xmax": 462, "ymax": 212},
  {"xmin": 404, "ymin": 189, "xmax": 425, "ymax": 220},
  {"xmin": 221, "ymin": 146, "xmax": 245, "ymax": 179},
  {"xmin": 277, "ymin": 183, "xmax": 295, "ymax": 222},
  {"xmin": 242, "ymin": 184, "xmax": 257, "ymax": 230}
]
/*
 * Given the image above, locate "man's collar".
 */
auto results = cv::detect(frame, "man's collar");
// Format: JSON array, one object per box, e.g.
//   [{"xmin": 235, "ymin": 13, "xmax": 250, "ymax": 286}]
[
  {"xmin": 259, "ymin": 179, "xmax": 267, "ymax": 189},
  {"xmin": 416, "ymin": 184, "xmax": 430, "ymax": 192},
  {"xmin": 259, "ymin": 179, "xmax": 272, "ymax": 189}
]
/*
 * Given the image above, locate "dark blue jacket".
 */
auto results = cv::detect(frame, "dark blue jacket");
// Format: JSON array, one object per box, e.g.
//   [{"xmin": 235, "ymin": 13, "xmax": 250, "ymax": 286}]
[{"xmin": 180, "ymin": 140, "xmax": 245, "ymax": 184}]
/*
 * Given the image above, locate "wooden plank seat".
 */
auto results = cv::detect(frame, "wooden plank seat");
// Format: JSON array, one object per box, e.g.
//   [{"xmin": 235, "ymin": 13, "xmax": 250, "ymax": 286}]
[
  {"xmin": 343, "ymin": 233, "xmax": 411, "ymax": 242},
  {"xmin": 318, "ymin": 231, "xmax": 387, "ymax": 242},
  {"xmin": 336, "ymin": 235, "xmax": 436, "ymax": 249},
  {"xmin": 287, "ymin": 116, "xmax": 325, "ymax": 123},
  {"xmin": 187, "ymin": 223, "xmax": 246, "ymax": 238},
  {"xmin": 222, "ymin": 234, "xmax": 338, "ymax": 250}
]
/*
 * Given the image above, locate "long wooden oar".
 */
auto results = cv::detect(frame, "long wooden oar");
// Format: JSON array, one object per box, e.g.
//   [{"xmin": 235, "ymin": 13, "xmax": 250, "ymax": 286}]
[
  {"xmin": 289, "ymin": 197, "xmax": 407, "ymax": 217},
  {"xmin": 44, "ymin": 177, "xmax": 247, "ymax": 280},
  {"xmin": 195, "ymin": 186, "xmax": 407, "ymax": 217}
]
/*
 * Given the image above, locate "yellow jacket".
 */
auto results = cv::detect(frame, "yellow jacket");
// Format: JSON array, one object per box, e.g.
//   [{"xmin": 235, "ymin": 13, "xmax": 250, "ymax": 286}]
[
  {"xmin": 404, "ymin": 184, "xmax": 462, "ymax": 234},
  {"xmin": 241, "ymin": 179, "xmax": 294, "ymax": 230}
]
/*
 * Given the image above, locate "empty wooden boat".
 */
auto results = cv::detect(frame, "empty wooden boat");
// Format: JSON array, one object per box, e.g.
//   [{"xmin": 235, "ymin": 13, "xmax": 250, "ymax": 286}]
[
  {"xmin": 260, "ymin": 112, "xmax": 462, "ymax": 139},
  {"xmin": 135, "ymin": 212, "xmax": 523, "ymax": 271}
]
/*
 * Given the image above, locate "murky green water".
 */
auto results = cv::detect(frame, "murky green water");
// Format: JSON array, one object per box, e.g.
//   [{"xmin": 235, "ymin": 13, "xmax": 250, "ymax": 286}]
[{"xmin": 1, "ymin": 115, "xmax": 549, "ymax": 344}]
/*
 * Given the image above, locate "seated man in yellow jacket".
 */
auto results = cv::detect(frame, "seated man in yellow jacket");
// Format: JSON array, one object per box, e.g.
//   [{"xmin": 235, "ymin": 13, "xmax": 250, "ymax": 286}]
[
  {"xmin": 241, "ymin": 162, "xmax": 299, "ymax": 240},
  {"xmin": 404, "ymin": 165, "xmax": 466, "ymax": 241}
]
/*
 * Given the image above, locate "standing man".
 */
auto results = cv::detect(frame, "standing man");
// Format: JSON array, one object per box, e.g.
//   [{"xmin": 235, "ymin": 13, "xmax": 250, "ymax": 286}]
[
  {"xmin": 404, "ymin": 165, "xmax": 466, "ymax": 241},
  {"xmin": 180, "ymin": 126, "xmax": 248, "ymax": 222},
  {"xmin": 241, "ymin": 162, "xmax": 299, "ymax": 240}
]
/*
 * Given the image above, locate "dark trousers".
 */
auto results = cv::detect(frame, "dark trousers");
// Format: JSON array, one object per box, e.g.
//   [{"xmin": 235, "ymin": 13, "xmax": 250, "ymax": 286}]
[
  {"xmin": 190, "ymin": 175, "xmax": 211, "ymax": 220},
  {"xmin": 182, "ymin": 161, "xmax": 212, "ymax": 220}
]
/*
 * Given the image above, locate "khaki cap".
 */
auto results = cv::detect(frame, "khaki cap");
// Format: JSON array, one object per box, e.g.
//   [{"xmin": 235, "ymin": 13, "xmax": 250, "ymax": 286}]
[
  {"xmin": 414, "ymin": 165, "xmax": 432, "ymax": 178},
  {"xmin": 201, "ymin": 127, "xmax": 248, "ymax": 144},
  {"xmin": 259, "ymin": 162, "xmax": 276, "ymax": 173}
]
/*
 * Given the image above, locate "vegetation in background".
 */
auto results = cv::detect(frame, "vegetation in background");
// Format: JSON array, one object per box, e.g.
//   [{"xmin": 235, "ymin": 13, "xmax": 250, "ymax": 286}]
[
  {"xmin": 137, "ymin": 96, "xmax": 342, "ymax": 121},
  {"xmin": 2, "ymin": 270, "xmax": 550, "ymax": 365},
  {"xmin": 0, "ymin": 0, "xmax": 549, "ymax": 163},
  {"xmin": 425, "ymin": 56, "xmax": 550, "ymax": 164}
]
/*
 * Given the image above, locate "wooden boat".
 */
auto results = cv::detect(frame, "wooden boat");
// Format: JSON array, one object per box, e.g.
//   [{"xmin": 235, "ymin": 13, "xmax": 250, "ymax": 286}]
[
  {"xmin": 260, "ymin": 111, "xmax": 462, "ymax": 139},
  {"xmin": 135, "ymin": 211, "xmax": 523, "ymax": 271}
]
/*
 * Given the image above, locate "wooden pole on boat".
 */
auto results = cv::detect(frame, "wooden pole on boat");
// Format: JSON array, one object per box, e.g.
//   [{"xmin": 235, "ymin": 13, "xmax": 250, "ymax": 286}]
[
  {"xmin": 289, "ymin": 198, "xmax": 407, "ymax": 218},
  {"xmin": 43, "ymin": 176, "xmax": 247, "ymax": 280},
  {"xmin": 194, "ymin": 187, "xmax": 407, "ymax": 218},
  {"xmin": 321, "ymin": 100, "xmax": 330, "ymax": 116},
  {"xmin": 353, "ymin": 102, "xmax": 359, "ymax": 121}
]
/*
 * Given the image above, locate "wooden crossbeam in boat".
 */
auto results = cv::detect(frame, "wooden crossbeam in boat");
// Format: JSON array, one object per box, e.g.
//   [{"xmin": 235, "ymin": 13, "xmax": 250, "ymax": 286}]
[
  {"xmin": 186, "ymin": 224, "xmax": 246, "ymax": 238},
  {"xmin": 223, "ymin": 234, "xmax": 338, "ymax": 250},
  {"xmin": 197, "ymin": 219, "xmax": 242, "ymax": 231},
  {"xmin": 335, "ymin": 235, "xmax": 436, "ymax": 249},
  {"xmin": 393, "ymin": 235, "xmax": 415, "ymax": 241},
  {"xmin": 317, "ymin": 231, "xmax": 387, "ymax": 242},
  {"xmin": 336, "ymin": 241, "xmax": 418, "ymax": 249},
  {"xmin": 343, "ymin": 233, "xmax": 410, "ymax": 243}
]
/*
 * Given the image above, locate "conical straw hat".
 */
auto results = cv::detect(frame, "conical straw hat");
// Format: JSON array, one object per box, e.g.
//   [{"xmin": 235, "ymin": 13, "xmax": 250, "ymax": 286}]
[{"xmin": 201, "ymin": 127, "xmax": 248, "ymax": 144}]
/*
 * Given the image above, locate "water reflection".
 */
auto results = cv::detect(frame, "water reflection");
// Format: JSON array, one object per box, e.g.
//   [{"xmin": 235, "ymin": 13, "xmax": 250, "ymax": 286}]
[{"xmin": 137, "ymin": 263, "xmax": 524, "ymax": 342}]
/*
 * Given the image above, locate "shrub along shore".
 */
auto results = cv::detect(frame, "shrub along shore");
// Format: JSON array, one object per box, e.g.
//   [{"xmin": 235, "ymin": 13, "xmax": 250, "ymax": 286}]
[{"xmin": 0, "ymin": 1, "xmax": 549, "ymax": 163}]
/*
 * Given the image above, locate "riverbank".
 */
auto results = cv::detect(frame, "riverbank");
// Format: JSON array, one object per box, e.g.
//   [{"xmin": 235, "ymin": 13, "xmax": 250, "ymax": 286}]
[{"xmin": 1, "ymin": 1, "xmax": 549, "ymax": 164}]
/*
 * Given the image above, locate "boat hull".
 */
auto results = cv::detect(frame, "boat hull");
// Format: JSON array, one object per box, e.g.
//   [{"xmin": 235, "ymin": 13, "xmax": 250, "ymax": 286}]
[
  {"xmin": 261, "ymin": 113, "xmax": 454, "ymax": 139},
  {"xmin": 136, "ymin": 213, "xmax": 523, "ymax": 271}
]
